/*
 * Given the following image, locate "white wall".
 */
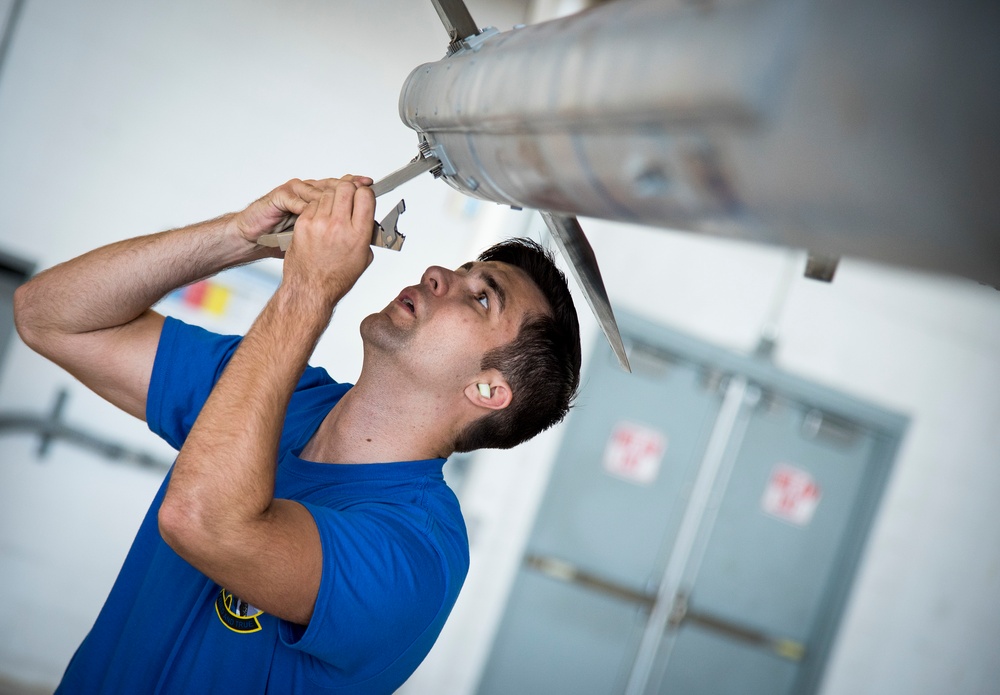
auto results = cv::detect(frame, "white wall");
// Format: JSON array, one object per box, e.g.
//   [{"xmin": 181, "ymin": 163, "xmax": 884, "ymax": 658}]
[{"xmin": 2, "ymin": 1, "xmax": 999, "ymax": 694}]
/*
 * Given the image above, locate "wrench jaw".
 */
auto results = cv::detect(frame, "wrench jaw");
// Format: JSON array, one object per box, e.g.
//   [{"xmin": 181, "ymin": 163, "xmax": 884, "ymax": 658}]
[{"xmin": 371, "ymin": 199, "xmax": 406, "ymax": 251}]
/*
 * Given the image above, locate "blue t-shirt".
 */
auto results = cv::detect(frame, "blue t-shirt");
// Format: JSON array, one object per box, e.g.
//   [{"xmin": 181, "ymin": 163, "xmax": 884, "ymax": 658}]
[{"xmin": 56, "ymin": 317, "xmax": 470, "ymax": 694}]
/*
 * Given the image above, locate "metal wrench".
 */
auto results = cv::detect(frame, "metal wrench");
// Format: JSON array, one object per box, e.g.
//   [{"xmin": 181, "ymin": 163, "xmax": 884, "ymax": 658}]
[{"xmin": 256, "ymin": 151, "xmax": 441, "ymax": 252}]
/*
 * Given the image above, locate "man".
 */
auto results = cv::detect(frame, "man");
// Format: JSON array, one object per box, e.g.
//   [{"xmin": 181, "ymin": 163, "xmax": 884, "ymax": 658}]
[{"xmin": 14, "ymin": 175, "xmax": 581, "ymax": 693}]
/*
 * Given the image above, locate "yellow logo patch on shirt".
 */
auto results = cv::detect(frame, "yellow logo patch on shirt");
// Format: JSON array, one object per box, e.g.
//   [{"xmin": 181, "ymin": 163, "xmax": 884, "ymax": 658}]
[{"xmin": 215, "ymin": 588, "xmax": 264, "ymax": 634}]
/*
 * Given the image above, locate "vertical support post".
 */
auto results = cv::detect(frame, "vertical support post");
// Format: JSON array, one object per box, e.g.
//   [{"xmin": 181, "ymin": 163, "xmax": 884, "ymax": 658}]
[{"xmin": 624, "ymin": 375, "xmax": 758, "ymax": 694}]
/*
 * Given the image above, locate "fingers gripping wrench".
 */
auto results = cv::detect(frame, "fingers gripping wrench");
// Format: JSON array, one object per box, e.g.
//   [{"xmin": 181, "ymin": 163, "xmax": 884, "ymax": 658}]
[{"xmin": 256, "ymin": 151, "xmax": 441, "ymax": 253}]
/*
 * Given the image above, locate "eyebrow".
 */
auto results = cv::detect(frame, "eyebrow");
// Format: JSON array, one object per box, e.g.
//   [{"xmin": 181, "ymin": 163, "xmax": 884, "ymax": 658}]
[{"xmin": 461, "ymin": 262, "xmax": 507, "ymax": 313}]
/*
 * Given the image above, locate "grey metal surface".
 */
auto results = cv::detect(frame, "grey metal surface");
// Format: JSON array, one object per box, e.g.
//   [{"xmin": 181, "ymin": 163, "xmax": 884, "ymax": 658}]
[
  {"xmin": 373, "ymin": 199, "xmax": 406, "ymax": 251},
  {"xmin": 400, "ymin": 0, "xmax": 1000, "ymax": 287},
  {"xmin": 804, "ymin": 254, "xmax": 839, "ymax": 283},
  {"xmin": 428, "ymin": 0, "xmax": 480, "ymax": 52},
  {"xmin": 370, "ymin": 150, "xmax": 442, "ymax": 198},
  {"xmin": 540, "ymin": 212, "xmax": 630, "ymax": 372}
]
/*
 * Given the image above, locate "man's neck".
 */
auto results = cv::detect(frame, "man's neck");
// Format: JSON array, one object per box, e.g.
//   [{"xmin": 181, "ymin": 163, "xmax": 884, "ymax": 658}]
[{"xmin": 299, "ymin": 377, "xmax": 456, "ymax": 465}]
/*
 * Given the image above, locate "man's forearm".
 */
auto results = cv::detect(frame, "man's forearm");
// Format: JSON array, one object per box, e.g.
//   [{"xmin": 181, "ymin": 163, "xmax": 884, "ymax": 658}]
[
  {"xmin": 168, "ymin": 180, "xmax": 375, "ymax": 510},
  {"xmin": 156, "ymin": 276, "xmax": 339, "ymax": 623},
  {"xmin": 162, "ymin": 180, "xmax": 375, "ymax": 529},
  {"xmin": 166, "ymin": 278, "xmax": 337, "ymax": 522},
  {"xmin": 156, "ymin": 178, "xmax": 376, "ymax": 624},
  {"xmin": 15, "ymin": 213, "xmax": 268, "ymax": 339}
]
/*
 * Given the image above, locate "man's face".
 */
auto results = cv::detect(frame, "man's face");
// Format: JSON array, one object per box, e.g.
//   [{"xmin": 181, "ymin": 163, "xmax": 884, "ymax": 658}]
[{"xmin": 361, "ymin": 260, "xmax": 550, "ymax": 390}]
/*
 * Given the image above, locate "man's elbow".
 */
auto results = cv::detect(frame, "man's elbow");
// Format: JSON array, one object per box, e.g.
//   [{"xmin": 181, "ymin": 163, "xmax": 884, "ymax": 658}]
[
  {"xmin": 158, "ymin": 495, "xmax": 212, "ymax": 559},
  {"xmin": 13, "ymin": 281, "xmax": 47, "ymax": 352},
  {"xmin": 158, "ymin": 485, "xmax": 244, "ymax": 562}
]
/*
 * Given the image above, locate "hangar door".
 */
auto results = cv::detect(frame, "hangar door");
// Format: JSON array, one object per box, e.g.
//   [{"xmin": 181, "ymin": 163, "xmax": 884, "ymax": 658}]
[{"xmin": 477, "ymin": 311, "xmax": 905, "ymax": 695}]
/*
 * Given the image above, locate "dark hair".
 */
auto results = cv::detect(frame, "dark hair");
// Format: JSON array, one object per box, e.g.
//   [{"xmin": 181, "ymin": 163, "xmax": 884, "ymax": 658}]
[{"xmin": 453, "ymin": 238, "xmax": 581, "ymax": 452}]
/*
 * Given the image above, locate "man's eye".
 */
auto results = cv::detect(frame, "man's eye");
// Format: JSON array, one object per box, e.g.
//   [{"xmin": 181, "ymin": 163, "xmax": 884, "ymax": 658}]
[{"xmin": 477, "ymin": 293, "xmax": 489, "ymax": 309}]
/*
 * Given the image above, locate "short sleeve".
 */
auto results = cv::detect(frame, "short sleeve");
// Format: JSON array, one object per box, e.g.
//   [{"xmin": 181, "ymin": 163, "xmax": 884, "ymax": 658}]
[
  {"xmin": 146, "ymin": 317, "xmax": 243, "ymax": 450},
  {"xmin": 279, "ymin": 501, "xmax": 448, "ymax": 678}
]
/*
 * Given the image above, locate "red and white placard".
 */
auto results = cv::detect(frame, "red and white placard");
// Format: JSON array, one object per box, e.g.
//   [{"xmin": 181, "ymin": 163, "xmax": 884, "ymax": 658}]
[
  {"xmin": 602, "ymin": 422, "xmax": 667, "ymax": 486},
  {"xmin": 761, "ymin": 463, "xmax": 822, "ymax": 526}
]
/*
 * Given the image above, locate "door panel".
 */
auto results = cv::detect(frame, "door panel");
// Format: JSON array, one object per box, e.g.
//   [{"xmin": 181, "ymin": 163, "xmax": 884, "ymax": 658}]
[
  {"xmin": 478, "ymin": 570, "xmax": 648, "ymax": 695},
  {"xmin": 476, "ymin": 313, "xmax": 905, "ymax": 695},
  {"xmin": 684, "ymin": 398, "xmax": 878, "ymax": 639},
  {"xmin": 527, "ymin": 346, "xmax": 723, "ymax": 593},
  {"xmin": 648, "ymin": 396, "xmax": 882, "ymax": 693},
  {"xmin": 654, "ymin": 626, "xmax": 799, "ymax": 695}
]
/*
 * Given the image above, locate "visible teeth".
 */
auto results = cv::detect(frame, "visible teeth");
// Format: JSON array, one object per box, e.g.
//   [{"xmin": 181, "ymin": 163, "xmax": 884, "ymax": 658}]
[{"xmin": 403, "ymin": 298, "xmax": 414, "ymax": 310}]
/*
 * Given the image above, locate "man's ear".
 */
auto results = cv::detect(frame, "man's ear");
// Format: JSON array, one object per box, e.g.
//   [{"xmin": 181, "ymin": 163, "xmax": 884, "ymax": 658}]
[{"xmin": 465, "ymin": 373, "xmax": 512, "ymax": 411}]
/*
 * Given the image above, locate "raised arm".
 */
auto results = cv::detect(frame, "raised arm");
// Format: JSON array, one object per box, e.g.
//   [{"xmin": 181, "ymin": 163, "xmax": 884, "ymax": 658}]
[
  {"xmin": 158, "ymin": 178, "xmax": 377, "ymax": 625},
  {"xmin": 13, "ymin": 178, "xmax": 342, "ymax": 420}
]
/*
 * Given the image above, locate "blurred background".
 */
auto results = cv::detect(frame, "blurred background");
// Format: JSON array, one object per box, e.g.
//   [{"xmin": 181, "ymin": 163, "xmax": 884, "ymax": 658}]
[{"xmin": 0, "ymin": 0, "xmax": 997, "ymax": 693}]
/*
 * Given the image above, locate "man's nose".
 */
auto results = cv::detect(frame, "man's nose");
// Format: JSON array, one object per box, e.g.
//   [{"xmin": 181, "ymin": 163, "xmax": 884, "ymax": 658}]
[{"xmin": 421, "ymin": 266, "xmax": 454, "ymax": 296}]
